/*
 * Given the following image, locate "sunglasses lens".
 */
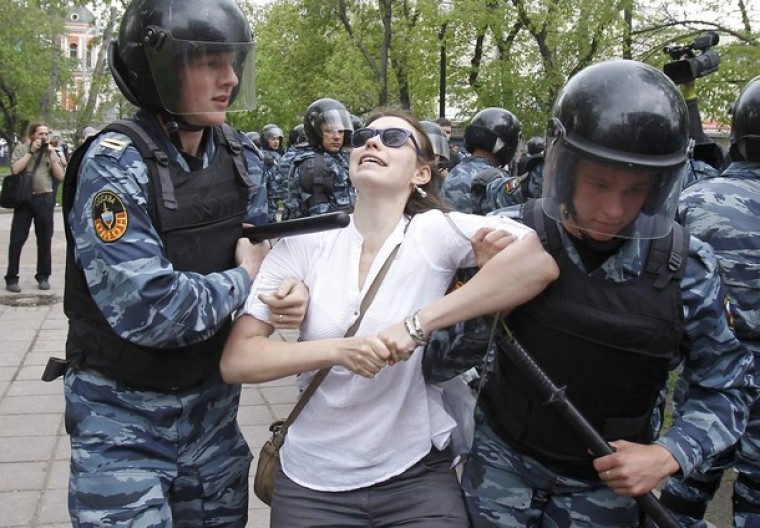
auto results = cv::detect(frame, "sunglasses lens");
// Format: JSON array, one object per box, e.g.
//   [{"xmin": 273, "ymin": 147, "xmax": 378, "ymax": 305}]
[
  {"xmin": 351, "ymin": 128, "xmax": 374, "ymax": 148},
  {"xmin": 381, "ymin": 129, "xmax": 409, "ymax": 148}
]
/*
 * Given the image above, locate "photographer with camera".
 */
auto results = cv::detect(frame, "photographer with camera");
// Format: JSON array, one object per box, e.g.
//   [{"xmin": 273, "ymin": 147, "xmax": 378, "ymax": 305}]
[{"xmin": 5, "ymin": 122, "xmax": 64, "ymax": 292}]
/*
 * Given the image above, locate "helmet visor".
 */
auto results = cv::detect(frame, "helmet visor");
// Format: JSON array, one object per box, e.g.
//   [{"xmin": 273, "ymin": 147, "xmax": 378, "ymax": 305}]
[
  {"xmin": 319, "ymin": 108, "xmax": 353, "ymax": 135},
  {"xmin": 145, "ymin": 33, "xmax": 256, "ymax": 115},
  {"xmin": 428, "ymin": 133, "xmax": 450, "ymax": 160},
  {"xmin": 541, "ymin": 139, "xmax": 684, "ymax": 240}
]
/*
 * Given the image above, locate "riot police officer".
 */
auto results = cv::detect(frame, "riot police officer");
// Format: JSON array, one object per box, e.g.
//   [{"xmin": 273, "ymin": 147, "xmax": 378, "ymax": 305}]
[
  {"xmin": 59, "ymin": 0, "xmax": 305, "ymax": 525},
  {"xmin": 441, "ymin": 107, "xmax": 521, "ymax": 214},
  {"xmin": 425, "ymin": 60, "xmax": 756, "ymax": 527},
  {"xmin": 660, "ymin": 75, "xmax": 760, "ymax": 528},
  {"xmin": 261, "ymin": 123, "xmax": 286, "ymax": 221},
  {"xmin": 283, "ymin": 98, "xmax": 354, "ymax": 219},
  {"xmin": 421, "ymin": 120, "xmax": 451, "ymax": 178}
]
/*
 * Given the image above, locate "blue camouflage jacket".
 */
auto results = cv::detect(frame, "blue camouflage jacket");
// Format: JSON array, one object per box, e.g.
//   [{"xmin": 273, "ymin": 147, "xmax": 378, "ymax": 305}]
[
  {"xmin": 283, "ymin": 148, "xmax": 353, "ymax": 219},
  {"xmin": 678, "ymin": 161, "xmax": 760, "ymax": 354},
  {"xmin": 442, "ymin": 156, "xmax": 507, "ymax": 214},
  {"xmin": 425, "ymin": 207, "xmax": 757, "ymax": 478},
  {"xmin": 67, "ymin": 111, "xmax": 266, "ymax": 348}
]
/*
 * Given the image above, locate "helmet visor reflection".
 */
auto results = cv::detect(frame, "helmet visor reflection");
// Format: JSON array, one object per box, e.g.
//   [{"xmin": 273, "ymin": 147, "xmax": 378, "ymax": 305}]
[{"xmin": 145, "ymin": 33, "xmax": 256, "ymax": 115}]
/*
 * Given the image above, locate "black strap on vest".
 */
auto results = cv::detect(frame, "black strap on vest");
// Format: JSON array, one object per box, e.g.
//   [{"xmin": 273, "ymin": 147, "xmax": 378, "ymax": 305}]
[
  {"xmin": 218, "ymin": 124, "xmax": 253, "ymax": 187},
  {"xmin": 647, "ymin": 223, "xmax": 689, "ymax": 289},
  {"xmin": 523, "ymin": 199, "xmax": 563, "ymax": 255},
  {"xmin": 105, "ymin": 120, "xmax": 175, "ymax": 210}
]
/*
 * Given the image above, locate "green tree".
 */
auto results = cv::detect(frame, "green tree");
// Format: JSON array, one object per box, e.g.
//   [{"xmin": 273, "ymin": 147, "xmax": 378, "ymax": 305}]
[{"xmin": 0, "ymin": 0, "xmax": 72, "ymax": 146}]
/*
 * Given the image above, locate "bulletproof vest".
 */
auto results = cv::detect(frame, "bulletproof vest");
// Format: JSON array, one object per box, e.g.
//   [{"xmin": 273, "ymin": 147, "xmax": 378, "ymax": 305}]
[
  {"xmin": 62, "ymin": 120, "xmax": 252, "ymax": 391},
  {"xmin": 480, "ymin": 199, "xmax": 687, "ymax": 479},
  {"xmin": 298, "ymin": 152, "xmax": 332, "ymax": 208}
]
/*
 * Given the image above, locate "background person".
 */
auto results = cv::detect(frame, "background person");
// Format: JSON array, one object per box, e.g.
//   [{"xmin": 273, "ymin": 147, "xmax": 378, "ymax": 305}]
[
  {"xmin": 660, "ymin": 75, "xmax": 760, "ymax": 528},
  {"xmin": 283, "ymin": 97, "xmax": 354, "ymax": 219},
  {"xmin": 5, "ymin": 122, "xmax": 64, "ymax": 292}
]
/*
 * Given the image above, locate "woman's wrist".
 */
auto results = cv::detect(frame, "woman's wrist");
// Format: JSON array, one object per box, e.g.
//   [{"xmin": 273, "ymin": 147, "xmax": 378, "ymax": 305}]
[{"xmin": 403, "ymin": 309, "xmax": 429, "ymax": 346}]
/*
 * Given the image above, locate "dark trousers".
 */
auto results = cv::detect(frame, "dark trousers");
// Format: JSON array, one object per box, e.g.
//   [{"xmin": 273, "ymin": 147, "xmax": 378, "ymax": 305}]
[
  {"xmin": 270, "ymin": 448, "xmax": 469, "ymax": 528},
  {"xmin": 5, "ymin": 192, "xmax": 55, "ymax": 284}
]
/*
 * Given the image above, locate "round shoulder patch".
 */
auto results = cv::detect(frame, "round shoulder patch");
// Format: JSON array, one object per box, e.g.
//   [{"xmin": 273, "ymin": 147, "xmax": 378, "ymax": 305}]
[{"xmin": 91, "ymin": 191, "xmax": 129, "ymax": 243}]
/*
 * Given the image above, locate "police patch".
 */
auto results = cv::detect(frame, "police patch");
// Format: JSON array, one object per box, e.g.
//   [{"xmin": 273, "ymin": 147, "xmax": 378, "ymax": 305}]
[
  {"xmin": 91, "ymin": 191, "xmax": 129, "ymax": 243},
  {"xmin": 503, "ymin": 177, "xmax": 520, "ymax": 194}
]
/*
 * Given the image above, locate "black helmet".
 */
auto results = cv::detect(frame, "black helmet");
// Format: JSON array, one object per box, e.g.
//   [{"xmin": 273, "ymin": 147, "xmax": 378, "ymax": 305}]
[
  {"xmin": 420, "ymin": 121, "xmax": 450, "ymax": 160},
  {"xmin": 463, "ymin": 107, "xmax": 521, "ymax": 165},
  {"xmin": 542, "ymin": 59, "xmax": 689, "ymax": 239},
  {"xmin": 351, "ymin": 114, "xmax": 365, "ymax": 131},
  {"xmin": 109, "ymin": 0, "xmax": 256, "ymax": 115},
  {"xmin": 288, "ymin": 124, "xmax": 305, "ymax": 147},
  {"xmin": 261, "ymin": 124, "xmax": 284, "ymax": 143},
  {"xmin": 246, "ymin": 131, "xmax": 261, "ymax": 148},
  {"xmin": 303, "ymin": 98, "xmax": 353, "ymax": 148},
  {"xmin": 729, "ymin": 76, "xmax": 760, "ymax": 162},
  {"xmin": 526, "ymin": 136, "xmax": 545, "ymax": 156}
]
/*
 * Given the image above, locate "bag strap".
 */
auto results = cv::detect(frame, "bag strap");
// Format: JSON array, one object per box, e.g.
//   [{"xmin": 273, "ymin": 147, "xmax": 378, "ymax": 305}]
[
  {"xmin": 281, "ymin": 238, "xmax": 402, "ymax": 429},
  {"xmin": 16, "ymin": 149, "xmax": 45, "ymax": 177}
]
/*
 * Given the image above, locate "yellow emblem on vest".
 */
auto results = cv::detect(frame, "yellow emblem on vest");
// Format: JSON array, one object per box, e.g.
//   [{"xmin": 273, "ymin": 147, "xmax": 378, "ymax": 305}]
[{"xmin": 92, "ymin": 191, "xmax": 129, "ymax": 243}]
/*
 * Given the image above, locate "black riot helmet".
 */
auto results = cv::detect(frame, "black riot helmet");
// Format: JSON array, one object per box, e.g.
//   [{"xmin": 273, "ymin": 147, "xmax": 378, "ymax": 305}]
[
  {"xmin": 288, "ymin": 124, "xmax": 306, "ymax": 148},
  {"xmin": 261, "ymin": 123, "xmax": 284, "ymax": 143},
  {"xmin": 420, "ymin": 121, "xmax": 450, "ymax": 161},
  {"xmin": 729, "ymin": 76, "xmax": 760, "ymax": 163},
  {"xmin": 526, "ymin": 136, "xmax": 545, "ymax": 156},
  {"xmin": 463, "ymin": 107, "xmax": 521, "ymax": 166},
  {"xmin": 303, "ymin": 98, "xmax": 353, "ymax": 149},
  {"xmin": 542, "ymin": 59, "xmax": 689, "ymax": 240},
  {"xmin": 109, "ymin": 0, "xmax": 256, "ymax": 117}
]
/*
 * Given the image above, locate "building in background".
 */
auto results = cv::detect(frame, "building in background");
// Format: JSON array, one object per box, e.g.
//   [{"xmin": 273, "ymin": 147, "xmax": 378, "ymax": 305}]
[{"xmin": 59, "ymin": 7, "xmax": 101, "ymax": 113}]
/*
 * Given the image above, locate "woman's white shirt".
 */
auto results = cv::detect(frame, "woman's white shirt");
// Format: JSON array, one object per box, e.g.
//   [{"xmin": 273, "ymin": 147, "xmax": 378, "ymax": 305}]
[{"xmin": 238, "ymin": 209, "xmax": 533, "ymax": 491}]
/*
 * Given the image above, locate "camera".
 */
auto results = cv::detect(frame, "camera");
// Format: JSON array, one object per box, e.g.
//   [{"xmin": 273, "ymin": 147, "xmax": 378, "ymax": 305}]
[
  {"xmin": 39, "ymin": 141, "xmax": 49, "ymax": 150},
  {"xmin": 662, "ymin": 32, "xmax": 720, "ymax": 85}
]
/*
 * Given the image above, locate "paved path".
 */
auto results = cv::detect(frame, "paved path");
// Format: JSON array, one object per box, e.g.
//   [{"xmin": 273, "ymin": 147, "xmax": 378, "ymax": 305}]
[{"xmin": 0, "ymin": 206, "xmax": 734, "ymax": 527}]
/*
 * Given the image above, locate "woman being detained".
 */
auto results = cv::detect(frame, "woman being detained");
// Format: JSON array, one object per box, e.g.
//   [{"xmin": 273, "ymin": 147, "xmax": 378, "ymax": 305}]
[{"xmin": 221, "ymin": 108, "xmax": 558, "ymax": 527}]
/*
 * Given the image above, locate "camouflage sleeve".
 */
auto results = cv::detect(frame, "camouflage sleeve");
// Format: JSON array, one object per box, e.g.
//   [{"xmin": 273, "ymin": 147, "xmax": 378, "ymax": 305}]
[
  {"xmin": 654, "ymin": 236, "xmax": 758, "ymax": 477},
  {"xmin": 423, "ymin": 268, "xmax": 493, "ymax": 382},
  {"xmin": 483, "ymin": 175, "xmax": 524, "ymax": 212},
  {"xmin": 242, "ymin": 146, "xmax": 268, "ymax": 226},
  {"xmin": 69, "ymin": 134, "xmax": 251, "ymax": 348}
]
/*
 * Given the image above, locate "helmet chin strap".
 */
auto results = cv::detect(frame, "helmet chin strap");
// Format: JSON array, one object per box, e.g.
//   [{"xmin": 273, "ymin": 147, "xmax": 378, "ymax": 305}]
[{"xmin": 161, "ymin": 113, "xmax": 205, "ymax": 152}]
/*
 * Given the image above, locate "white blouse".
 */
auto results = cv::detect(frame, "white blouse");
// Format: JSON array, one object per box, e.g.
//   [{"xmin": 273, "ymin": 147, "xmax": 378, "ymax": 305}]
[{"xmin": 239, "ymin": 209, "xmax": 533, "ymax": 491}]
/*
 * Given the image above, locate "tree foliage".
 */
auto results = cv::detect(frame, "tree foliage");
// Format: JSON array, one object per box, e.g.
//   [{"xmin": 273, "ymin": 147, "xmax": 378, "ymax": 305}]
[
  {"xmin": 1, "ymin": 0, "xmax": 756, "ymax": 148},
  {"xmin": 249, "ymin": 0, "xmax": 758, "ymax": 138}
]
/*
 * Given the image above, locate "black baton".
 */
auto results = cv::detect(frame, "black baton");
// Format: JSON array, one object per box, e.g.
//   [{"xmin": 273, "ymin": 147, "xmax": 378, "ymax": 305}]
[
  {"xmin": 242, "ymin": 212, "xmax": 350, "ymax": 243},
  {"xmin": 496, "ymin": 334, "xmax": 682, "ymax": 528}
]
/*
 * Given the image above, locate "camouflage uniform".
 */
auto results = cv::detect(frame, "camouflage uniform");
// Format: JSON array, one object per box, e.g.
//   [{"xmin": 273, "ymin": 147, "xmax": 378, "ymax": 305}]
[
  {"xmin": 483, "ymin": 174, "xmax": 526, "ymax": 211},
  {"xmin": 269, "ymin": 144, "xmax": 307, "ymax": 222},
  {"xmin": 283, "ymin": 148, "xmax": 353, "ymax": 219},
  {"xmin": 683, "ymin": 158, "xmax": 720, "ymax": 190},
  {"xmin": 660, "ymin": 161, "xmax": 760, "ymax": 528},
  {"xmin": 261, "ymin": 147, "xmax": 283, "ymax": 222},
  {"xmin": 424, "ymin": 206, "xmax": 756, "ymax": 527},
  {"xmin": 442, "ymin": 156, "xmax": 507, "ymax": 214},
  {"xmin": 63, "ymin": 111, "xmax": 263, "ymax": 527}
]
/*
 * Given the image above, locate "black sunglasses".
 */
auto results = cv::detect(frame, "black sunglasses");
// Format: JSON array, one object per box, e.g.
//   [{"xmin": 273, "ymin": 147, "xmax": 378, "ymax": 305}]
[{"xmin": 351, "ymin": 127, "xmax": 422, "ymax": 155}]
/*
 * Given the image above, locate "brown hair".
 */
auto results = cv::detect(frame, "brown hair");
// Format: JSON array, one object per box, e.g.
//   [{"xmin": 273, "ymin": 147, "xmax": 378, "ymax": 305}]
[
  {"xmin": 26, "ymin": 122, "xmax": 48, "ymax": 139},
  {"xmin": 363, "ymin": 108, "xmax": 451, "ymax": 216}
]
